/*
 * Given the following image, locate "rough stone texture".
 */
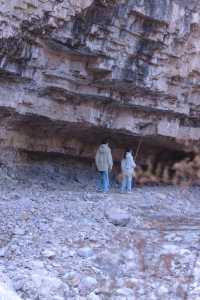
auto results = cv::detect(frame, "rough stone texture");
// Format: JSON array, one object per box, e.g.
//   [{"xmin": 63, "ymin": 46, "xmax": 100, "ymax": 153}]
[
  {"xmin": 105, "ymin": 207, "xmax": 131, "ymax": 226},
  {"xmin": 0, "ymin": 0, "xmax": 200, "ymax": 162},
  {"xmin": 0, "ymin": 163, "xmax": 200, "ymax": 299},
  {"xmin": 0, "ymin": 271, "xmax": 22, "ymax": 300}
]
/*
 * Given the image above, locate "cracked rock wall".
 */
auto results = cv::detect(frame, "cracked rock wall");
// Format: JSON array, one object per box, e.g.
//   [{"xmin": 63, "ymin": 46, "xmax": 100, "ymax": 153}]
[{"xmin": 0, "ymin": 0, "xmax": 200, "ymax": 162}]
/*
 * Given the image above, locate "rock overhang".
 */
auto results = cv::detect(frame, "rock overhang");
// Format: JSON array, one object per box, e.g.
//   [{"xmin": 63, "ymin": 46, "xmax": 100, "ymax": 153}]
[{"xmin": 0, "ymin": 0, "xmax": 199, "ymax": 164}]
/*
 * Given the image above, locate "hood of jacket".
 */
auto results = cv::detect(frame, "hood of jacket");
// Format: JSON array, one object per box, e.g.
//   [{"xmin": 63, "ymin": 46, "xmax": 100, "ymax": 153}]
[
  {"xmin": 126, "ymin": 152, "xmax": 133, "ymax": 160},
  {"xmin": 99, "ymin": 144, "xmax": 109, "ymax": 153}
]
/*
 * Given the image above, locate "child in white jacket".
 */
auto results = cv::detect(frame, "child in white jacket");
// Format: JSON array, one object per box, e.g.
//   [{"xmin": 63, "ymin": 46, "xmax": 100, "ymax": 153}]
[{"xmin": 121, "ymin": 149, "xmax": 136, "ymax": 193}]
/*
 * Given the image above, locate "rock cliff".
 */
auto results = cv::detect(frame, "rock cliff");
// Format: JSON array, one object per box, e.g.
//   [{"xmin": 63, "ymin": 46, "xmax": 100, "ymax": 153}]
[{"xmin": 0, "ymin": 0, "xmax": 200, "ymax": 162}]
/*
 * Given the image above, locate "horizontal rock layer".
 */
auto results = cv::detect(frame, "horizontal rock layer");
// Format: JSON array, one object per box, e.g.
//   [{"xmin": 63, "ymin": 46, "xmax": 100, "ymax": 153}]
[{"xmin": 0, "ymin": 0, "xmax": 200, "ymax": 161}]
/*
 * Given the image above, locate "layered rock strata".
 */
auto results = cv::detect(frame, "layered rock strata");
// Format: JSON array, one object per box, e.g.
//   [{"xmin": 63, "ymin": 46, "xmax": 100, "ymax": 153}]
[{"xmin": 0, "ymin": 0, "xmax": 200, "ymax": 162}]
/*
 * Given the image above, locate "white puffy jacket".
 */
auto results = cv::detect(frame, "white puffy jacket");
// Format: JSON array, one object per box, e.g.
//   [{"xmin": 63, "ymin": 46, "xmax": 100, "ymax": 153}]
[{"xmin": 121, "ymin": 152, "xmax": 136, "ymax": 176}]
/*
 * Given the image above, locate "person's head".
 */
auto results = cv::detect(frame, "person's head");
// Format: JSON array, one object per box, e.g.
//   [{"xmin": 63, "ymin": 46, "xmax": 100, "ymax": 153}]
[
  {"xmin": 101, "ymin": 138, "xmax": 109, "ymax": 145},
  {"xmin": 123, "ymin": 148, "xmax": 133, "ymax": 158}
]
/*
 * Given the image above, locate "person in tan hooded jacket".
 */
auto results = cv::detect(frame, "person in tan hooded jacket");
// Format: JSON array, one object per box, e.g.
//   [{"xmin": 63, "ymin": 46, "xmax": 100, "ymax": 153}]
[{"xmin": 95, "ymin": 139, "xmax": 113, "ymax": 192}]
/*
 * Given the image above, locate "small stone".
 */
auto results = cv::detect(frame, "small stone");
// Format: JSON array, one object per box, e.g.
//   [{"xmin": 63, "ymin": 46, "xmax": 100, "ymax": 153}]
[
  {"xmin": 157, "ymin": 285, "xmax": 169, "ymax": 296},
  {"xmin": 42, "ymin": 249, "xmax": 56, "ymax": 259},
  {"xmin": 0, "ymin": 247, "xmax": 7, "ymax": 257},
  {"xmin": 14, "ymin": 228, "xmax": 25, "ymax": 235},
  {"xmin": 79, "ymin": 276, "xmax": 98, "ymax": 296},
  {"xmin": 31, "ymin": 272, "xmax": 63, "ymax": 296},
  {"xmin": 13, "ymin": 279, "xmax": 24, "ymax": 291},
  {"xmin": 122, "ymin": 249, "xmax": 135, "ymax": 260},
  {"xmin": 77, "ymin": 247, "xmax": 94, "ymax": 258},
  {"xmin": 105, "ymin": 208, "xmax": 130, "ymax": 226},
  {"xmin": 0, "ymin": 280, "xmax": 22, "ymax": 300},
  {"xmin": 113, "ymin": 296, "xmax": 127, "ymax": 300},
  {"xmin": 63, "ymin": 249, "xmax": 75, "ymax": 258},
  {"xmin": 63, "ymin": 272, "xmax": 80, "ymax": 287},
  {"xmin": 53, "ymin": 296, "xmax": 65, "ymax": 300},
  {"xmin": 87, "ymin": 292, "xmax": 101, "ymax": 300},
  {"xmin": 31, "ymin": 260, "xmax": 44, "ymax": 269},
  {"xmin": 116, "ymin": 287, "xmax": 134, "ymax": 296},
  {"xmin": 156, "ymin": 193, "xmax": 167, "ymax": 200}
]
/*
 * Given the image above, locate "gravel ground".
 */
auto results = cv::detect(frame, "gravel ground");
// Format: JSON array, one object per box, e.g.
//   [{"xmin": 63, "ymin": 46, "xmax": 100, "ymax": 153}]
[{"xmin": 0, "ymin": 162, "xmax": 200, "ymax": 300}]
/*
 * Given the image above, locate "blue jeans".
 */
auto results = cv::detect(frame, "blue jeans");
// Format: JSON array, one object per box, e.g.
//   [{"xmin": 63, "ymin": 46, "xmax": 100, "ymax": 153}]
[
  {"xmin": 98, "ymin": 171, "xmax": 109, "ymax": 192},
  {"xmin": 121, "ymin": 175, "xmax": 133, "ymax": 192}
]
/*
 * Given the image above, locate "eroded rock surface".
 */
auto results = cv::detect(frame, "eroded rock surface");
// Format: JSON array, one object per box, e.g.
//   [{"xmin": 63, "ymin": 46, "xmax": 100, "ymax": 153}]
[{"xmin": 0, "ymin": 0, "xmax": 199, "ymax": 161}]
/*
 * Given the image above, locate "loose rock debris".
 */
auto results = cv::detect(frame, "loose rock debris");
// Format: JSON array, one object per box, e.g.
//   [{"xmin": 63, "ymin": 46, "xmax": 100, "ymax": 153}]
[{"xmin": 0, "ymin": 165, "xmax": 200, "ymax": 299}]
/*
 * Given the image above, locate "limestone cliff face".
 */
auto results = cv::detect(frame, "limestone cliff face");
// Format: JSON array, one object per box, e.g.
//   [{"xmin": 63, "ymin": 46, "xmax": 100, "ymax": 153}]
[{"xmin": 0, "ymin": 0, "xmax": 200, "ymax": 161}]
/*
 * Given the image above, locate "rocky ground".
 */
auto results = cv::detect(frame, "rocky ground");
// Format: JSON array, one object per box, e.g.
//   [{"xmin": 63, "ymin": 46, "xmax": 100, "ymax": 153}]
[{"xmin": 0, "ymin": 161, "xmax": 200, "ymax": 300}]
